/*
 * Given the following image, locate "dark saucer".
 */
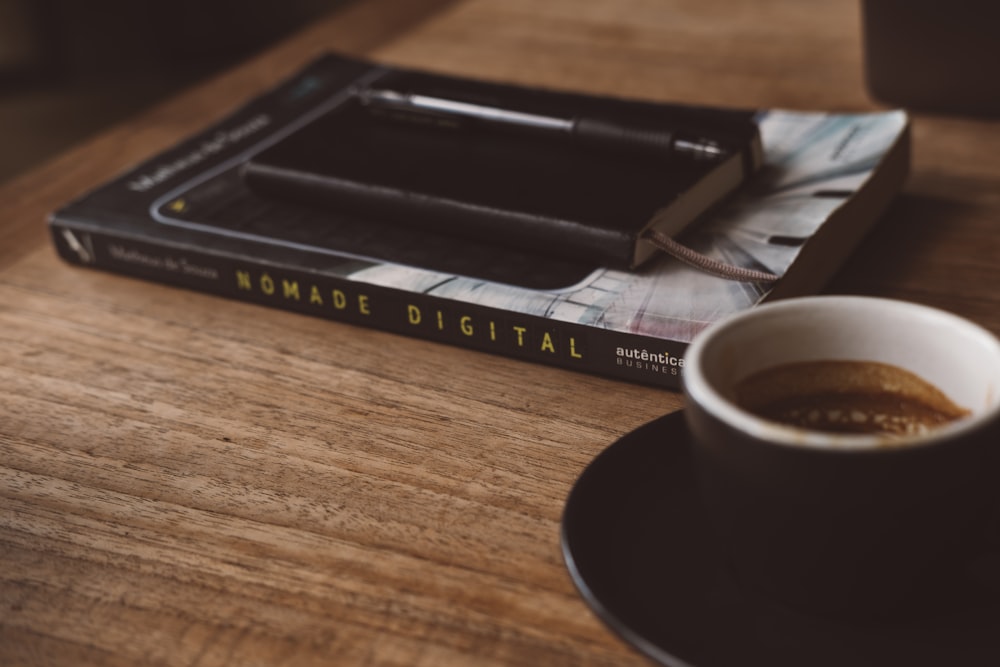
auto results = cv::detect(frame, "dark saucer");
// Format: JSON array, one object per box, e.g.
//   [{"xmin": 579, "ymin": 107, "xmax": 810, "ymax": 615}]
[{"xmin": 560, "ymin": 412, "xmax": 1000, "ymax": 667}]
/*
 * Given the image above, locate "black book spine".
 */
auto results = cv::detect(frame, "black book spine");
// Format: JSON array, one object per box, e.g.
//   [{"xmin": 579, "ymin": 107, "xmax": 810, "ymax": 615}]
[{"xmin": 49, "ymin": 220, "xmax": 689, "ymax": 390}]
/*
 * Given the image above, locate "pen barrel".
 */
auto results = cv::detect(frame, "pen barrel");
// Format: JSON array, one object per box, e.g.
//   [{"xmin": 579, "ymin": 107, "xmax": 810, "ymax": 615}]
[{"xmin": 572, "ymin": 118, "xmax": 724, "ymax": 162}]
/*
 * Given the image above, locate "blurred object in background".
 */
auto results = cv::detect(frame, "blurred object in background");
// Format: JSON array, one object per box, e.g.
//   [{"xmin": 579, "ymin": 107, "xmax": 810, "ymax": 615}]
[
  {"xmin": 862, "ymin": 0, "xmax": 1000, "ymax": 116},
  {"xmin": 0, "ymin": 0, "xmax": 51, "ymax": 85},
  {"xmin": 0, "ymin": 0, "xmax": 346, "ymax": 184}
]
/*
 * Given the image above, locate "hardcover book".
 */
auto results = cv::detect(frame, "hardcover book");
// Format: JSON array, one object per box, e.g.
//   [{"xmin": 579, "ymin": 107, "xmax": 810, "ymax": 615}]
[{"xmin": 48, "ymin": 52, "xmax": 910, "ymax": 389}]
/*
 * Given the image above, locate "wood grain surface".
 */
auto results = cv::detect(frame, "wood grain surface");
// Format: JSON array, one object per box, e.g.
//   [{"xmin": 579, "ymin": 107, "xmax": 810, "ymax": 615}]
[{"xmin": 2, "ymin": 1, "xmax": 999, "ymax": 665}]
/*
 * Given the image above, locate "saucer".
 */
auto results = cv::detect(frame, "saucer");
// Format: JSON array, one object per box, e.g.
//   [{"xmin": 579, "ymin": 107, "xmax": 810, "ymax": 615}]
[{"xmin": 560, "ymin": 411, "xmax": 1000, "ymax": 667}]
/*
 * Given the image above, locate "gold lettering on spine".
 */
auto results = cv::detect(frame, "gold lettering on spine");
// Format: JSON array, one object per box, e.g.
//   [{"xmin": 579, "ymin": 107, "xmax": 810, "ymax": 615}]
[
  {"xmin": 260, "ymin": 273, "xmax": 275, "ymax": 295},
  {"xmin": 513, "ymin": 326, "xmax": 527, "ymax": 347},
  {"xmin": 309, "ymin": 285, "xmax": 323, "ymax": 305},
  {"xmin": 228, "ymin": 268, "xmax": 588, "ymax": 363},
  {"xmin": 540, "ymin": 332, "xmax": 555, "ymax": 354}
]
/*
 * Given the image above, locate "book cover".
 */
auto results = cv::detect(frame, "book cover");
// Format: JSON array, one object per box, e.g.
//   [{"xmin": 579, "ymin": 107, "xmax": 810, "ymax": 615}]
[{"xmin": 48, "ymin": 52, "xmax": 910, "ymax": 390}]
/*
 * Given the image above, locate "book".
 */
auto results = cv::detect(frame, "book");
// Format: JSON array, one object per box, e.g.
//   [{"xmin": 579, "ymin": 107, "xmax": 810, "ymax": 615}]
[
  {"xmin": 48, "ymin": 52, "xmax": 910, "ymax": 390},
  {"xmin": 240, "ymin": 71, "xmax": 764, "ymax": 270}
]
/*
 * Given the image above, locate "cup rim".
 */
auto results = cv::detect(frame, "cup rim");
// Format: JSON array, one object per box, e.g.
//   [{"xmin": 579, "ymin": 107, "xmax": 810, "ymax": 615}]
[{"xmin": 683, "ymin": 296, "xmax": 1000, "ymax": 451}]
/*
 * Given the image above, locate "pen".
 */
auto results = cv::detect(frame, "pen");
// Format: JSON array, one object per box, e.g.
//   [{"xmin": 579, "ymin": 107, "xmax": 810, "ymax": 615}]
[{"xmin": 358, "ymin": 88, "xmax": 729, "ymax": 162}]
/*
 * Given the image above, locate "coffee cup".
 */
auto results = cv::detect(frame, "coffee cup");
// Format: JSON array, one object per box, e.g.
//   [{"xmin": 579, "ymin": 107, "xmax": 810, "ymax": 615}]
[{"xmin": 682, "ymin": 296, "xmax": 1000, "ymax": 620}]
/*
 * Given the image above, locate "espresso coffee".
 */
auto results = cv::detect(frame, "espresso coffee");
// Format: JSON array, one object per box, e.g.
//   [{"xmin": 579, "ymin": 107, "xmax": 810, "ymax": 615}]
[{"xmin": 733, "ymin": 360, "xmax": 970, "ymax": 436}]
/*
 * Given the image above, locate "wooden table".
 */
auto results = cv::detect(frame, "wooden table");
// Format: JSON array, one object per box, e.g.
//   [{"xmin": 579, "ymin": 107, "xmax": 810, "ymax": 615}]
[{"xmin": 2, "ymin": 1, "xmax": 999, "ymax": 664}]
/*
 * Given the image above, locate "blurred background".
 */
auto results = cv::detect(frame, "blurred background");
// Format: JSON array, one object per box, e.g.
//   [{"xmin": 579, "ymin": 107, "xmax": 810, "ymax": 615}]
[
  {"xmin": 7, "ymin": 0, "xmax": 998, "ymax": 188},
  {"xmin": 0, "ymin": 0, "xmax": 350, "ymax": 185}
]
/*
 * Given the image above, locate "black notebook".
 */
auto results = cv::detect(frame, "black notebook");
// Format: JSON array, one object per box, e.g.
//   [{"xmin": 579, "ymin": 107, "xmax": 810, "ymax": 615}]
[{"xmin": 242, "ymin": 68, "xmax": 763, "ymax": 270}]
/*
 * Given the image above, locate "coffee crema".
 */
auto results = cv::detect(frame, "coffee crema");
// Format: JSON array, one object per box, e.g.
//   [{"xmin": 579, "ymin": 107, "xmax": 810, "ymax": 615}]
[{"xmin": 732, "ymin": 360, "xmax": 970, "ymax": 436}]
